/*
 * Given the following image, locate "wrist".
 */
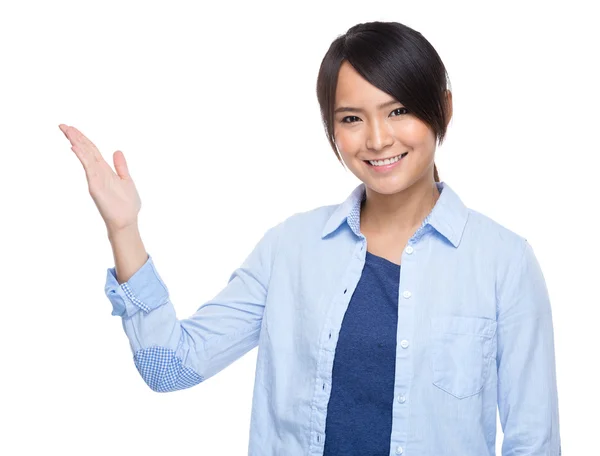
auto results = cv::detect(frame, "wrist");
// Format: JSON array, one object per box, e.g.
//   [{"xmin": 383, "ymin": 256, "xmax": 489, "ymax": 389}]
[{"xmin": 107, "ymin": 222, "xmax": 139, "ymax": 240}]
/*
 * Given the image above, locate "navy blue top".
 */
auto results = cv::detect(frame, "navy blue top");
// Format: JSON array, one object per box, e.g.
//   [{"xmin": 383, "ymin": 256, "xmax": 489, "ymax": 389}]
[{"xmin": 323, "ymin": 250, "xmax": 401, "ymax": 455}]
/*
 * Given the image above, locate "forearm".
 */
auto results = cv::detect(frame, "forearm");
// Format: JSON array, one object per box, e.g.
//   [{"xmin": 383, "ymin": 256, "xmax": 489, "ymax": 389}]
[
  {"xmin": 103, "ymin": 218, "xmax": 283, "ymax": 392},
  {"xmin": 107, "ymin": 224, "xmax": 148, "ymax": 284}
]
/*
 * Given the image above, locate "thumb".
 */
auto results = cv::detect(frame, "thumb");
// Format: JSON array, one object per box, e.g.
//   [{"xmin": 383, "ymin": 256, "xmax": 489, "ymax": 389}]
[{"xmin": 113, "ymin": 150, "xmax": 131, "ymax": 180}]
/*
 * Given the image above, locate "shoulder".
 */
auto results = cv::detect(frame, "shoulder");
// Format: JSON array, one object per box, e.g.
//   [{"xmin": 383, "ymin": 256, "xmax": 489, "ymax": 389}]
[
  {"xmin": 466, "ymin": 207, "xmax": 527, "ymax": 247},
  {"xmin": 463, "ymin": 206, "xmax": 531, "ymax": 278},
  {"xmin": 466, "ymin": 208, "xmax": 550, "ymax": 313},
  {"xmin": 275, "ymin": 203, "xmax": 339, "ymax": 238}
]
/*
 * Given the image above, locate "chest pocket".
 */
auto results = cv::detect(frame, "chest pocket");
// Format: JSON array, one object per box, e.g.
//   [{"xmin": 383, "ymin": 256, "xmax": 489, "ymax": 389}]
[{"xmin": 430, "ymin": 315, "xmax": 497, "ymax": 399}]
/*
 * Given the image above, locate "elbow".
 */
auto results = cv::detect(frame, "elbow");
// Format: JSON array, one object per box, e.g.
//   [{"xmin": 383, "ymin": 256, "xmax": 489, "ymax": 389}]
[
  {"xmin": 133, "ymin": 346, "xmax": 204, "ymax": 393},
  {"xmin": 145, "ymin": 377, "xmax": 177, "ymax": 393}
]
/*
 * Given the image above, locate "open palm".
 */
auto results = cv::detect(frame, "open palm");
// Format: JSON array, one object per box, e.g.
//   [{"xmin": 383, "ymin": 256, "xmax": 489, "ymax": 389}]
[{"xmin": 60, "ymin": 124, "xmax": 141, "ymax": 233}]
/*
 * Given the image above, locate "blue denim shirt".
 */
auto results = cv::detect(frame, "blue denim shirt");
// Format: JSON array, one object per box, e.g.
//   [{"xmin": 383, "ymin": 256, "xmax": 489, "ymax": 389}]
[{"xmin": 104, "ymin": 181, "xmax": 561, "ymax": 456}]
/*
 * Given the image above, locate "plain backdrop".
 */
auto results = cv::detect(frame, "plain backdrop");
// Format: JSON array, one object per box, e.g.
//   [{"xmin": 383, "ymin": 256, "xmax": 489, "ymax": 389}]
[{"xmin": 1, "ymin": 0, "xmax": 597, "ymax": 454}]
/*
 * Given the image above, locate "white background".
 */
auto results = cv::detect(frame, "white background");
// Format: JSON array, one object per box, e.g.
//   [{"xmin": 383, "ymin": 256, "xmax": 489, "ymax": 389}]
[{"xmin": 1, "ymin": 0, "xmax": 596, "ymax": 454}]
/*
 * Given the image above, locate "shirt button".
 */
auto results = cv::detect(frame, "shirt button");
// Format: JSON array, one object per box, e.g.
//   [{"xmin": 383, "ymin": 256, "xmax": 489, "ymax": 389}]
[
  {"xmin": 405, "ymin": 245, "xmax": 414, "ymax": 254},
  {"xmin": 402, "ymin": 290, "xmax": 412, "ymax": 299},
  {"xmin": 397, "ymin": 394, "xmax": 406, "ymax": 403},
  {"xmin": 400, "ymin": 339, "xmax": 409, "ymax": 349},
  {"xmin": 396, "ymin": 445, "xmax": 404, "ymax": 454}
]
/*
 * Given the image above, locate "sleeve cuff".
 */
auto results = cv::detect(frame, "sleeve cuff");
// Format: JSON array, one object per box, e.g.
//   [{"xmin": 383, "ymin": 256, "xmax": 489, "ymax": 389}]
[{"xmin": 104, "ymin": 253, "xmax": 170, "ymax": 318}]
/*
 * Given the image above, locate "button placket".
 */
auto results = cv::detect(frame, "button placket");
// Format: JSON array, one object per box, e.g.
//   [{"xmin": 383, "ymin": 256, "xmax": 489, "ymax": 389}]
[{"xmin": 394, "ymin": 243, "xmax": 411, "ymax": 456}]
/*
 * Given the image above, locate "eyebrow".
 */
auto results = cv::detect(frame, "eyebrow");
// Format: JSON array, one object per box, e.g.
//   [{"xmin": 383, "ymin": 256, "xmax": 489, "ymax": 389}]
[{"xmin": 334, "ymin": 99, "xmax": 400, "ymax": 114}]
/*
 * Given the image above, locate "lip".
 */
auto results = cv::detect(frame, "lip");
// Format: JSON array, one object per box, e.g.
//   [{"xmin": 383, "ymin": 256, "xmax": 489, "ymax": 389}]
[
  {"xmin": 364, "ymin": 152, "xmax": 408, "ymax": 173},
  {"xmin": 364, "ymin": 152, "xmax": 407, "ymax": 162}
]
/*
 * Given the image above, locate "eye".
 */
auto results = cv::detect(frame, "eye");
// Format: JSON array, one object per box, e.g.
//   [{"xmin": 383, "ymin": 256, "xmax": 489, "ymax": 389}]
[
  {"xmin": 341, "ymin": 115, "xmax": 361, "ymax": 124},
  {"xmin": 390, "ymin": 107, "xmax": 408, "ymax": 117}
]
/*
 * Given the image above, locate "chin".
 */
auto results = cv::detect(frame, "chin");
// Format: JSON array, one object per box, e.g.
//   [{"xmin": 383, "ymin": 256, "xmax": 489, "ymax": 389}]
[{"xmin": 363, "ymin": 178, "xmax": 413, "ymax": 195}]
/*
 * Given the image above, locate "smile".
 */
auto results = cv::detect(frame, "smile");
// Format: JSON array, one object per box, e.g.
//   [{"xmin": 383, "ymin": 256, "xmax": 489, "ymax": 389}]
[{"xmin": 365, "ymin": 152, "xmax": 408, "ymax": 167}]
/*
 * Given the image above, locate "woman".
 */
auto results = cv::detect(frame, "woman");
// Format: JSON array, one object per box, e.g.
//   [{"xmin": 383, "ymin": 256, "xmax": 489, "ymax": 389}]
[{"xmin": 60, "ymin": 21, "xmax": 561, "ymax": 456}]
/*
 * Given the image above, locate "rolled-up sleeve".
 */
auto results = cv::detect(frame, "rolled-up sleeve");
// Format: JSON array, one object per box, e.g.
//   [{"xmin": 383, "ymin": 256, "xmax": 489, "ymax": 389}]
[
  {"xmin": 496, "ymin": 240, "xmax": 561, "ymax": 455},
  {"xmin": 105, "ymin": 254, "xmax": 169, "ymax": 318},
  {"xmin": 103, "ymin": 221, "xmax": 283, "ymax": 393}
]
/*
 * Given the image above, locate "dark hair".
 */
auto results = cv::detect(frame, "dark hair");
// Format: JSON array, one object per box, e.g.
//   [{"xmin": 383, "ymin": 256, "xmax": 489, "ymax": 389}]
[{"xmin": 316, "ymin": 21, "xmax": 452, "ymax": 182}]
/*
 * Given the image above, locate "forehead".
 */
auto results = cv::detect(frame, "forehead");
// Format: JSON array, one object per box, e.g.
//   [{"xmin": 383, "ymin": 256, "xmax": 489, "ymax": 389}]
[{"xmin": 335, "ymin": 61, "xmax": 393, "ymax": 106}]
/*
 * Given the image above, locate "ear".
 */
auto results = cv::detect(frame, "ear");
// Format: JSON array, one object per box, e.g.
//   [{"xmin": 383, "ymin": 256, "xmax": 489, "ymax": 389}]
[{"xmin": 445, "ymin": 90, "xmax": 453, "ymax": 127}]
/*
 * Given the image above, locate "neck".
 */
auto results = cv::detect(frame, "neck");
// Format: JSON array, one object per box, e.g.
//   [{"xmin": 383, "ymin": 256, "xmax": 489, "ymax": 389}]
[{"xmin": 360, "ymin": 179, "xmax": 441, "ymax": 236}]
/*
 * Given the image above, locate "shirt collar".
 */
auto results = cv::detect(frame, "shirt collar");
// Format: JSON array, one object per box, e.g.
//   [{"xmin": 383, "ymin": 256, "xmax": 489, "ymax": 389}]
[{"xmin": 321, "ymin": 181, "xmax": 469, "ymax": 248}]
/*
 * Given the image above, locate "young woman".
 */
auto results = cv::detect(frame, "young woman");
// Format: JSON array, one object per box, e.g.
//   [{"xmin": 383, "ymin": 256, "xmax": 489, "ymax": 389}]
[{"xmin": 60, "ymin": 21, "xmax": 561, "ymax": 456}]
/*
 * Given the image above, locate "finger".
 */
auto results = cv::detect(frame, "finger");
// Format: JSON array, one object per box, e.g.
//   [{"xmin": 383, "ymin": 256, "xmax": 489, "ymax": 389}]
[
  {"xmin": 113, "ymin": 150, "xmax": 131, "ymax": 180},
  {"xmin": 60, "ymin": 124, "xmax": 109, "ymax": 175},
  {"xmin": 60, "ymin": 124, "xmax": 94, "ymax": 172},
  {"xmin": 66, "ymin": 125, "xmax": 105, "ymax": 164}
]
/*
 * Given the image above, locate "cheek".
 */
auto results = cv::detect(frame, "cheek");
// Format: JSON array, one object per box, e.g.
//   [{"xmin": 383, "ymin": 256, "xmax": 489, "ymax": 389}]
[
  {"xmin": 396, "ymin": 119, "xmax": 436, "ymax": 147},
  {"xmin": 333, "ymin": 130, "xmax": 356, "ymax": 155}
]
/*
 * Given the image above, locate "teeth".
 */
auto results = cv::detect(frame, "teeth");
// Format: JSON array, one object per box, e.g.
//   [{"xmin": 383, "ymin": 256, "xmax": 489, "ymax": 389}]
[{"xmin": 369, "ymin": 153, "xmax": 406, "ymax": 167}]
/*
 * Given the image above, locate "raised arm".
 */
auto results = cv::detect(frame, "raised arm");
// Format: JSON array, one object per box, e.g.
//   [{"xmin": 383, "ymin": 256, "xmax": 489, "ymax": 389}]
[{"xmin": 61, "ymin": 123, "xmax": 283, "ymax": 392}]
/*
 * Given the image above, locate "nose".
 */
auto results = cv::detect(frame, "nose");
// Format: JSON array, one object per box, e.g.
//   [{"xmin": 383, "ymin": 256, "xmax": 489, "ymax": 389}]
[{"xmin": 365, "ymin": 119, "xmax": 394, "ymax": 151}]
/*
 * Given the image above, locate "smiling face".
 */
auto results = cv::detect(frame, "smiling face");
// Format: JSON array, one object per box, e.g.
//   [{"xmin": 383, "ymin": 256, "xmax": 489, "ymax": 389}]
[{"xmin": 333, "ymin": 61, "xmax": 440, "ymax": 195}]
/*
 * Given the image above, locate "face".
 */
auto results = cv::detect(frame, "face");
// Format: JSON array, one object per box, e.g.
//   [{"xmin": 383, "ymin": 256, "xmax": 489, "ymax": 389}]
[{"xmin": 333, "ymin": 61, "xmax": 445, "ymax": 195}]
